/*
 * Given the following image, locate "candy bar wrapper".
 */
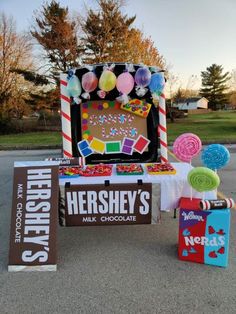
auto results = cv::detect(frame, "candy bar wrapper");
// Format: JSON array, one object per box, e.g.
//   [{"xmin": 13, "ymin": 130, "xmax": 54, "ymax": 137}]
[{"xmin": 178, "ymin": 208, "xmax": 230, "ymax": 267}]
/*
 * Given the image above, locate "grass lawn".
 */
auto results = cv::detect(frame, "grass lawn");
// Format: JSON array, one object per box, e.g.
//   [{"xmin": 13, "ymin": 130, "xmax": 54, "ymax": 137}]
[
  {"xmin": 167, "ymin": 111, "xmax": 236, "ymax": 144},
  {"xmin": 0, "ymin": 111, "xmax": 236, "ymax": 148},
  {"xmin": 0, "ymin": 132, "xmax": 62, "ymax": 147}
]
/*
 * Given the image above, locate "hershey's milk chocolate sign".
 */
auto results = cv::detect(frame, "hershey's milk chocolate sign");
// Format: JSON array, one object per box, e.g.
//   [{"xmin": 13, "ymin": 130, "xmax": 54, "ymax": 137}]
[
  {"xmin": 65, "ymin": 183, "xmax": 152, "ymax": 226},
  {"xmin": 8, "ymin": 165, "xmax": 59, "ymax": 269}
]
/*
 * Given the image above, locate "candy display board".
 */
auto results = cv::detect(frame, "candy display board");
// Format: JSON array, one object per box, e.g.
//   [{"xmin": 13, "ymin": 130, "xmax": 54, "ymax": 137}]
[
  {"xmin": 81, "ymin": 100, "xmax": 148, "ymax": 145},
  {"xmin": 178, "ymin": 208, "xmax": 230, "ymax": 267},
  {"xmin": 61, "ymin": 63, "xmax": 162, "ymax": 163}
]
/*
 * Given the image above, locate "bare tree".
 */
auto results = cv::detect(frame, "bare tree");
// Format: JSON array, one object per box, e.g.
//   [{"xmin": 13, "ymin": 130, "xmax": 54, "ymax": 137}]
[{"xmin": 0, "ymin": 13, "xmax": 34, "ymax": 117}]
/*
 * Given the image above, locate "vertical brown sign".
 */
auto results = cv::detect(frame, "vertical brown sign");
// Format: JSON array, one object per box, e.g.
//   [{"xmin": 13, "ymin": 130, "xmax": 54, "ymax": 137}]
[
  {"xmin": 8, "ymin": 163, "xmax": 59, "ymax": 271},
  {"xmin": 65, "ymin": 183, "xmax": 152, "ymax": 226}
]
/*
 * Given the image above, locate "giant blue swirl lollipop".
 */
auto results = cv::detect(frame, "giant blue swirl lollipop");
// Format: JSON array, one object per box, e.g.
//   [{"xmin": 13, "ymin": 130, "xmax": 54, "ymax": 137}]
[{"xmin": 201, "ymin": 144, "xmax": 230, "ymax": 170}]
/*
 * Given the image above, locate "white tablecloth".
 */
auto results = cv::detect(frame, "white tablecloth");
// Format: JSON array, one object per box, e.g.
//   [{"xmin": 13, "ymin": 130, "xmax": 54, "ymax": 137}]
[{"xmin": 59, "ymin": 162, "xmax": 216, "ymax": 212}]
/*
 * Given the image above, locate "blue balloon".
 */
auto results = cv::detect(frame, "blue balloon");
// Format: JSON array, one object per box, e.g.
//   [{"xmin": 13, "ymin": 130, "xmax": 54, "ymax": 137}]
[
  {"xmin": 66, "ymin": 75, "xmax": 81, "ymax": 97},
  {"xmin": 201, "ymin": 144, "xmax": 230, "ymax": 170},
  {"xmin": 148, "ymin": 73, "xmax": 165, "ymax": 94}
]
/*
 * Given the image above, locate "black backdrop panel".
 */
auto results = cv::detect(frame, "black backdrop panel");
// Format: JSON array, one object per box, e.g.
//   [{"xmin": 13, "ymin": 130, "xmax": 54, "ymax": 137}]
[{"xmin": 70, "ymin": 63, "xmax": 159, "ymax": 163}]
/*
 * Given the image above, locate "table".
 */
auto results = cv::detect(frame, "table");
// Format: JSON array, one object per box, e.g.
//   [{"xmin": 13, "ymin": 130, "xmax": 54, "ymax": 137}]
[{"xmin": 59, "ymin": 162, "xmax": 216, "ymax": 226}]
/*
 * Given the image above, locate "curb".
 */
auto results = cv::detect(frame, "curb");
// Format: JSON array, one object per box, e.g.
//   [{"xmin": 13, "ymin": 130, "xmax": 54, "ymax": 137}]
[{"xmin": 0, "ymin": 145, "xmax": 62, "ymax": 151}]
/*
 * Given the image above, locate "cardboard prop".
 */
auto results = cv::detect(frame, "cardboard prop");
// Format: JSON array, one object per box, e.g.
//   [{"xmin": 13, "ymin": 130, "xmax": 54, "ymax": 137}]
[
  {"xmin": 65, "ymin": 63, "xmax": 160, "ymax": 164},
  {"xmin": 178, "ymin": 200, "xmax": 231, "ymax": 267},
  {"xmin": 8, "ymin": 162, "xmax": 59, "ymax": 271},
  {"xmin": 64, "ymin": 182, "xmax": 152, "ymax": 226}
]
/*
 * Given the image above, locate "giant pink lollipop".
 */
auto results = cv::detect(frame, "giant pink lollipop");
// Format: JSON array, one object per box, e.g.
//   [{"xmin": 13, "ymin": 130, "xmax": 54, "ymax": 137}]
[{"xmin": 173, "ymin": 133, "xmax": 202, "ymax": 163}]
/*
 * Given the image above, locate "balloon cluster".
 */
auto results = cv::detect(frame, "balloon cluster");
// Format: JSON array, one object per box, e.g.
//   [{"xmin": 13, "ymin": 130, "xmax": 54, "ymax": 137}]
[{"xmin": 66, "ymin": 64, "xmax": 165, "ymax": 104}]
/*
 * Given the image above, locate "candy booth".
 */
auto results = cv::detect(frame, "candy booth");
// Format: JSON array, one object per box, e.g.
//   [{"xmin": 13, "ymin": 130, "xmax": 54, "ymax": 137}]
[
  {"xmin": 8, "ymin": 63, "xmax": 233, "ymax": 271},
  {"xmin": 58, "ymin": 63, "xmax": 214, "ymax": 227}
]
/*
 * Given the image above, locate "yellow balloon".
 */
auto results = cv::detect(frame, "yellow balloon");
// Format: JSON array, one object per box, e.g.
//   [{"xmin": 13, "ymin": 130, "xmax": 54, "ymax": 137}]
[{"xmin": 99, "ymin": 70, "xmax": 116, "ymax": 92}]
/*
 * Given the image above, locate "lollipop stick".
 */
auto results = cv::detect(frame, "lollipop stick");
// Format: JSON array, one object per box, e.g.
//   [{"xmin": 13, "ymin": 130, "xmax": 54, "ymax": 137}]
[
  {"xmin": 190, "ymin": 187, "xmax": 193, "ymax": 201},
  {"xmin": 202, "ymin": 191, "xmax": 205, "ymax": 200},
  {"xmin": 215, "ymin": 169, "xmax": 217, "ymax": 198}
]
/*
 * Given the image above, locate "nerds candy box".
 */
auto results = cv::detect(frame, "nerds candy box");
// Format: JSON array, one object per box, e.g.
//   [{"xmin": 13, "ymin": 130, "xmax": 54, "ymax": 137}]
[{"xmin": 178, "ymin": 208, "xmax": 230, "ymax": 267}]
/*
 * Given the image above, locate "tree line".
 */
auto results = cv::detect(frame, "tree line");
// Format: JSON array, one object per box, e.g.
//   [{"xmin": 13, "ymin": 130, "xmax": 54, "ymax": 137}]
[
  {"xmin": 0, "ymin": 0, "xmax": 236, "ymax": 131},
  {"xmin": 0, "ymin": 0, "xmax": 164, "ymax": 123}
]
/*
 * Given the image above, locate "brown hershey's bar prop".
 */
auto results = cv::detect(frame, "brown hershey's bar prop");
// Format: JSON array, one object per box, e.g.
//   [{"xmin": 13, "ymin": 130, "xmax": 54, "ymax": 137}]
[
  {"xmin": 64, "ymin": 183, "xmax": 153, "ymax": 226},
  {"xmin": 8, "ymin": 162, "xmax": 59, "ymax": 272}
]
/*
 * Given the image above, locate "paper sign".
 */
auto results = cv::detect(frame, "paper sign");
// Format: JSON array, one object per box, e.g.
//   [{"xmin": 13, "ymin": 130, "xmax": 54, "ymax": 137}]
[
  {"xmin": 122, "ymin": 138, "xmax": 134, "ymax": 155},
  {"xmin": 133, "ymin": 135, "xmax": 150, "ymax": 154},
  {"xmin": 89, "ymin": 137, "xmax": 105, "ymax": 154},
  {"xmin": 45, "ymin": 157, "xmax": 85, "ymax": 166},
  {"xmin": 64, "ymin": 183, "xmax": 152, "ymax": 226},
  {"xmin": 105, "ymin": 141, "xmax": 121, "ymax": 154},
  {"xmin": 8, "ymin": 162, "xmax": 59, "ymax": 271},
  {"xmin": 77, "ymin": 140, "xmax": 94, "ymax": 157}
]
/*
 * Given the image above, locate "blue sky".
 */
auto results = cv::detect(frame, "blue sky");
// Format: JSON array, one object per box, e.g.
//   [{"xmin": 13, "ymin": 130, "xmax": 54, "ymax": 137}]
[{"xmin": 1, "ymin": 0, "xmax": 235, "ymax": 89}]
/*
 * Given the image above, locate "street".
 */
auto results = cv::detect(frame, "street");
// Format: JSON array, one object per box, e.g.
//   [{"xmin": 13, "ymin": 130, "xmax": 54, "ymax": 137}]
[{"xmin": 0, "ymin": 148, "xmax": 236, "ymax": 314}]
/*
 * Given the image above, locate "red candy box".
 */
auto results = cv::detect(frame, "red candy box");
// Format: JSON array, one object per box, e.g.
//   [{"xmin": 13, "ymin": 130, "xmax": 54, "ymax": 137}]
[
  {"xmin": 59, "ymin": 166, "xmax": 83, "ymax": 178},
  {"xmin": 146, "ymin": 163, "xmax": 176, "ymax": 175},
  {"xmin": 116, "ymin": 164, "xmax": 143, "ymax": 175},
  {"xmin": 82, "ymin": 165, "xmax": 113, "ymax": 177}
]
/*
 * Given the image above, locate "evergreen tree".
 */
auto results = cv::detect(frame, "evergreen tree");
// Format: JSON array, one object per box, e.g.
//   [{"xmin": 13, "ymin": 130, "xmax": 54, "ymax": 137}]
[
  {"xmin": 82, "ymin": 0, "xmax": 164, "ymax": 67},
  {"xmin": 31, "ymin": 0, "xmax": 82, "ymax": 82},
  {"xmin": 200, "ymin": 64, "xmax": 229, "ymax": 110},
  {"xmin": 82, "ymin": 0, "xmax": 135, "ymax": 63}
]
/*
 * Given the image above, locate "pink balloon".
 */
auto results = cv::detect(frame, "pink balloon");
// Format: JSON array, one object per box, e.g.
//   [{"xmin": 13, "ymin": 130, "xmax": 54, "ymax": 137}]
[
  {"xmin": 116, "ymin": 72, "xmax": 134, "ymax": 95},
  {"xmin": 173, "ymin": 133, "xmax": 202, "ymax": 162},
  {"xmin": 82, "ymin": 72, "xmax": 98, "ymax": 93}
]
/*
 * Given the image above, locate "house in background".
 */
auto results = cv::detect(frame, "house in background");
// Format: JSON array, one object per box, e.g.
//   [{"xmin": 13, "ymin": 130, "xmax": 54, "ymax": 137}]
[{"xmin": 172, "ymin": 97, "xmax": 209, "ymax": 111}]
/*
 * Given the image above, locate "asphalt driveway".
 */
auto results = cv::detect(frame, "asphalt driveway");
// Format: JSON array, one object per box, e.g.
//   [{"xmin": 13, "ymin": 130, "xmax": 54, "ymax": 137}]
[{"xmin": 0, "ymin": 149, "xmax": 236, "ymax": 314}]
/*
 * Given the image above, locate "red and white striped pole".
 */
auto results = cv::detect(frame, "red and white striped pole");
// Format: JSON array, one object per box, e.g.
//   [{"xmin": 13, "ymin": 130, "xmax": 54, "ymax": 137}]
[
  {"xmin": 159, "ymin": 92, "xmax": 168, "ymax": 163},
  {"xmin": 60, "ymin": 73, "xmax": 73, "ymax": 158}
]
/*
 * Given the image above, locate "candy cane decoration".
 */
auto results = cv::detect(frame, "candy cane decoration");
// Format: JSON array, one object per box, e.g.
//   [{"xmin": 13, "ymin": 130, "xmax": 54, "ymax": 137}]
[
  {"xmin": 159, "ymin": 92, "xmax": 168, "ymax": 163},
  {"xmin": 60, "ymin": 73, "xmax": 73, "ymax": 158}
]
